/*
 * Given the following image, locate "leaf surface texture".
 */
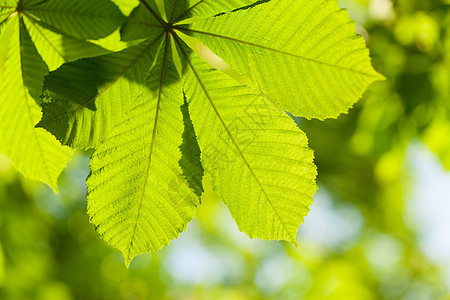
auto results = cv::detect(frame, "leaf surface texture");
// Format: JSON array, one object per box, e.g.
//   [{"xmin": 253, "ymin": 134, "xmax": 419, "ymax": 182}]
[
  {"xmin": 0, "ymin": 16, "xmax": 71, "ymax": 191},
  {"xmin": 87, "ymin": 38, "xmax": 200, "ymax": 265},
  {"xmin": 0, "ymin": 0, "xmax": 125, "ymax": 188},
  {"xmin": 186, "ymin": 0, "xmax": 384, "ymax": 119},
  {"xmin": 184, "ymin": 54, "xmax": 317, "ymax": 242}
]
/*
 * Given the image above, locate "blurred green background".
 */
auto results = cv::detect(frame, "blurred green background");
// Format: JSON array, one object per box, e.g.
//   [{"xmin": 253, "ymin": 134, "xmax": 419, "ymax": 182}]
[{"xmin": 1, "ymin": 0, "xmax": 450, "ymax": 299}]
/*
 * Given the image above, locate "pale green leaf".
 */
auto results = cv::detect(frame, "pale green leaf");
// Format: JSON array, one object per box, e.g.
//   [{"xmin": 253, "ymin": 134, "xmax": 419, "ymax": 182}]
[
  {"xmin": 183, "ymin": 53, "xmax": 317, "ymax": 244},
  {"xmin": 0, "ymin": 0, "xmax": 16, "ymax": 6},
  {"xmin": 87, "ymin": 38, "xmax": 200, "ymax": 266},
  {"xmin": 185, "ymin": 0, "xmax": 384, "ymax": 119},
  {"xmin": 39, "ymin": 36, "xmax": 164, "ymax": 149},
  {"xmin": 0, "ymin": 16, "xmax": 72, "ymax": 191}
]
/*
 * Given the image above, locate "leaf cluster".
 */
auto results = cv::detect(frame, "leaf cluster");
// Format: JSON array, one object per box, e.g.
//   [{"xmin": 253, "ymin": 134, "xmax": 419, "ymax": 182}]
[{"xmin": 0, "ymin": 0, "xmax": 382, "ymax": 265}]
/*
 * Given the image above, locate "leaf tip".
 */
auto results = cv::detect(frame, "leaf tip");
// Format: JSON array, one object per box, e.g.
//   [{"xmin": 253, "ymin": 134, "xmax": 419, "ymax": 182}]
[
  {"xmin": 49, "ymin": 182, "xmax": 60, "ymax": 194},
  {"xmin": 285, "ymin": 231, "xmax": 299, "ymax": 248},
  {"xmin": 123, "ymin": 254, "xmax": 134, "ymax": 269},
  {"xmin": 376, "ymin": 72, "xmax": 387, "ymax": 82}
]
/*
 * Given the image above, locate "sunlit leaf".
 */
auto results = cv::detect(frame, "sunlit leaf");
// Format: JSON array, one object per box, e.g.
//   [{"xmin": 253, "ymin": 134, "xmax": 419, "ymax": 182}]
[
  {"xmin": 186, "ymin": 0, "xmax": 384, "ymax": 119},
  {"xmin": 0, "ymin": 16, "xmax": 72, "ymax": 191},
  {"xmin": 87, "ymin": 38, "xmax": 201, "ymax": 266}
]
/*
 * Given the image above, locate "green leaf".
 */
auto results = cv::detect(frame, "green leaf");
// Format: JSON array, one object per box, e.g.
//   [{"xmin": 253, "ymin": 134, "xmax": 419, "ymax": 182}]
[
  {"xmin": 111, "ymin": 0, "xmax": 139, "ymax": 16},
  {"xmin": 0, "ymin": 15, "xmax": 72, "ymax": 191},
  {"xmin": 0, "ymin": 0, "xmax": 120, "ymax": 189},
  {"xmin": 0, "ymin": 1, "xmax": 16, "ymax": 34},
  {"xmin": 179, "ymin": 97, "xmax": 204, "ymax": 198},
  {"xmin": 86, "ymin": 38, "xmax": 200, "ymax": 266},
  {"xmin": 183, "ymin": 53, "xmax": 317, "ymax": 243},
  {"xmin": 169, "ymin": 0, "xmax": 257, "ymax": 23},
  {"xmin": 0, "ymin": 0, "xmax": 16, "ymax": 9},
  {"xmin": 39, "ymin": 35, "xmax": 164, "ymax": 148},
  {"xmin": 24, "ymin": 17, "xmax": 109, "ymax": 71},
  {"xmin": 185, "ymin": 0, "xmax": 384, "ymax": 119},
  {"xmin": 0, "ymin": 0, "xmax": 16, "ymax": 7},
  {"xmin": 120, "ymin": 0, "xmax": 258, "ymax": 41},
  {"xmin": 25, "ymin": 0, "xmax": 125, "ymax": 40},
  {"xmin": 120, "ymin": 2, "xmax": 163, "ymax": 41}
]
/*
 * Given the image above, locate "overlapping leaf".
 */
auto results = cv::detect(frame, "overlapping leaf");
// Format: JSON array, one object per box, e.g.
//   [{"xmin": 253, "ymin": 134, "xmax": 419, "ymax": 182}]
[
  {"xmin": 39, "ymin": 36, "xmax": 164, "ymax": 148},
  {"xmin": 0, "ymin": 16, "xmax": 71, "ymax": 191},
  {"xmin": 38, "ymin": 0, "xmax": 262, "ymax": 148},
  {"xmin": 87, "ymin": 36, "xmax": 202, "ymax": 266},
  {"xmin": 0, "ymin": 0, "xmax": 124, "ymax": 189},
  {"xmin": 0, "ymin": 1, "xmax": 16, "ymax": 35},
  {"xmin": 24, "ymin": 17, "xmax": 108, "ymax": 71},
  {"xmin": 120, "ymin": 0, "xmax": 257, "ymax": 41},
  {"xmin": 120, "ymin": 2, "xmax": 163, "ymax": 41}
]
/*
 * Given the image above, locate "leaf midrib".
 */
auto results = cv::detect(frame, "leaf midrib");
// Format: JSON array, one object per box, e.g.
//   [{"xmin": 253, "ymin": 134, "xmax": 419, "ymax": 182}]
[
  {"xmin": 126, "ymin": 34, "xmax": 170, "ymax": 260},
  {"xmin": 18, "ymin": 16, "xmax": 52, "ymax": 182},
  {"xmin": 180, "ymin": 27, "xmax": 378, "ymax": 78}
]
